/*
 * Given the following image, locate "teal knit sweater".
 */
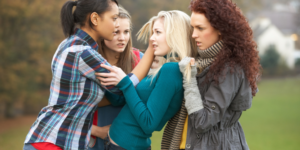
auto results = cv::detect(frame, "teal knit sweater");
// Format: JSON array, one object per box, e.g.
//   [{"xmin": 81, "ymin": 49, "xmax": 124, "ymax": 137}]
[{"xmin": 105, "ymin": 62, "xmax": 183, "ymax": 150}]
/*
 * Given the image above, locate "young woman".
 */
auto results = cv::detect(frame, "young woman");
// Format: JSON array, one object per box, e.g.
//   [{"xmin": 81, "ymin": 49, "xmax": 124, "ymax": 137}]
[
  {"xmin": 23, "ymin": 0, "xmax": 154, "ymax": 150},
  {"xmin": 96, "ymin": 10, "xmax": 197, "ymax": 150},
  {"xmin": 88, "ymin": 6, "xmax": 144, "ymax": 150},
  {"xmin": 162, "ymin": 0, "xmax": 261, "ymax": 149}
]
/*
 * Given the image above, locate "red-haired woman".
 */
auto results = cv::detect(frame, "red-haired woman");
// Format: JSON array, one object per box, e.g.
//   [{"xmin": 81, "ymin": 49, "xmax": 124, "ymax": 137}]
[{"xmin": 161, "ymin": 0, "xmax": 261, "ymax": 149}]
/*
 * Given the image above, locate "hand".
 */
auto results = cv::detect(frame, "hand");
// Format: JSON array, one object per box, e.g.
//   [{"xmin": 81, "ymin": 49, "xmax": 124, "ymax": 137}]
[
  {"xmin": 91, "ymin": 124, "xmax": 111, "ymax": 140},
  {"xmin": 179, "ymin": 57, "xmax": 197, "ymax": 78},
  {"xmin": 178, "ymin": 57, "xmax": 194, "ymax": 73},
  {"xmin": 95, "ymin": 64, "xmax": 126, "ymax": 86}
]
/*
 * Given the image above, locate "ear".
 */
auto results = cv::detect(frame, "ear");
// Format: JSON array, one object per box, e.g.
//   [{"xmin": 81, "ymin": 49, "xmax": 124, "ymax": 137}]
[{"xmin": 90, "ymin": 12, "xmax": 99, "ymax": 26}]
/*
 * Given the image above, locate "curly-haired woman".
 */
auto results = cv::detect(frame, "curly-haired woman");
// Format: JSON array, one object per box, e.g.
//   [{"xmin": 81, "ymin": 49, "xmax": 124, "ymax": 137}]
[{"xmin": 161, "ymin": 0, "xmax": 261, "ymax": 150}]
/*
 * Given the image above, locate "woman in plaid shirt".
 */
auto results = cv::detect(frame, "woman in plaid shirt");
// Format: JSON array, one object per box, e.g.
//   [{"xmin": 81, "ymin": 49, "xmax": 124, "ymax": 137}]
[{"xmin": 23, "ymin": 0, "xmax": 154, "ymax": 150}]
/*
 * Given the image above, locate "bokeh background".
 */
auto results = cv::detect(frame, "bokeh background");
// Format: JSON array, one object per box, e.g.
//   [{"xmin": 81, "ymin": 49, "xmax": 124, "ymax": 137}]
[{"xmin": 0, "ymin": 0, "xmax": 300, "ymax": 149}]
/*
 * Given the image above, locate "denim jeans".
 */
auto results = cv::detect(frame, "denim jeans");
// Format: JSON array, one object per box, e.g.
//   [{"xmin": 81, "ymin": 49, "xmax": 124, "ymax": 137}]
[
  {"xmin": 104, "ymin": 136, "xmax": 151, "ymax": 150},
  {"xmin": 23, "ymin": 144, "xmax": 37, "ymax": 150}
]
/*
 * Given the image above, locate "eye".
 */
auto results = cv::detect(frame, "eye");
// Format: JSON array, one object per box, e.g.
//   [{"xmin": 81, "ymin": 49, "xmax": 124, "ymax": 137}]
[
  {"xmin": 197, "ymin": 27, "xmax": 204, "ymax": 30},
  {"xmin": 156, "ymin": 31, "xmax": 161, "ymax": 34},
  {"xmin": 124, "ymin": 30, "xmax": 129, "ymax": 34},
  {"xmin": 113, "ymin": 17, "xmax": 118, "ymax": 21}
]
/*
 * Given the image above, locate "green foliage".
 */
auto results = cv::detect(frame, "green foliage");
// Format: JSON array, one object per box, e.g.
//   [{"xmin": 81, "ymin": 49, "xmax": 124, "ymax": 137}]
[
  {"xmin": 0, "ymin": 0, "xmax": 65, "ymax": 117},
  {"xmin": 260, "ymin": 45, "xmax": 281, "ymax": 76},
  {"xmin": 295, "ymin": 58, "xmax": 300, "ymax": 68}
]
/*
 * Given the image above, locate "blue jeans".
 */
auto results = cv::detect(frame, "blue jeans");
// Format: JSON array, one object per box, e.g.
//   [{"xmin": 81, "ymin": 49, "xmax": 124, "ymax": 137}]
[
  {"xmin": 23, "ymin": 144, "xmax": 37, "ymax": 150},
  {"xmin": 104, "ymin": 136, "xmax": 151, "ymax": 150}
]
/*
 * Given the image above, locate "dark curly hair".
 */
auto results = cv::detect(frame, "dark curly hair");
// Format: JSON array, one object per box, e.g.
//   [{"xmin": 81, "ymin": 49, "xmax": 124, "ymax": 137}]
[{"xmin": 190, "ymin": 0, "xmax": 261, "ymax": 96}]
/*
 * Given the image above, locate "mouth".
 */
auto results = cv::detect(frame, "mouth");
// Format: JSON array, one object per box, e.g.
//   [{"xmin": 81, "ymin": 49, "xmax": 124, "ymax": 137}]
[
  {"xmin": 117, "ymin": 43, "xmax": 125, "ymax": 48},
  {"xmin": 153, "ymin": 44, "xmax": 158, "ymax": 49},
  {"xmin": 196, "ymin": 42, "xmax": 202, "ymax": 47}
]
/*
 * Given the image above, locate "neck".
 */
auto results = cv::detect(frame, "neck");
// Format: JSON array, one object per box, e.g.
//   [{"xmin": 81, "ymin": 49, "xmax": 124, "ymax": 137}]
[
  {"xmin": 80, "ymin": 26, "xmax": 99, "ymax": 42},
  {"xmin": 103, "ymin": 45, "xmax": 120, "ymax": 66}
]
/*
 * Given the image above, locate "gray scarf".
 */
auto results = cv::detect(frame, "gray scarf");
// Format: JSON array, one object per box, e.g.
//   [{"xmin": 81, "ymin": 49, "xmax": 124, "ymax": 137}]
[{"xmin": 196, "ymin": 40, "xmax": 223, "ymax": 73}]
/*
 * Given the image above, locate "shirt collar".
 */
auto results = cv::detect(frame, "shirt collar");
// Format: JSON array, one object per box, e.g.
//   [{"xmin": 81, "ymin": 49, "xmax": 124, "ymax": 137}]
[{"xmin": 74, "ymin": 28, "xmax": 99, "ymax": 50}]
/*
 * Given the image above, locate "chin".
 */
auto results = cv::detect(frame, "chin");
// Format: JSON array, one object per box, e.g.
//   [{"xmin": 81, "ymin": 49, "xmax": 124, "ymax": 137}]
[{"xmin": 115, "ymin": 48, "xmax": 125, "ymax": 53}]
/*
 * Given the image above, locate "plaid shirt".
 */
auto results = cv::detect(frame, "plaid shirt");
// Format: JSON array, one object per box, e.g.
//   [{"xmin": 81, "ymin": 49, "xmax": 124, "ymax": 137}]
[{"xmin": 24, "ymin": 28, "xmax": 138, "ymax": 150}]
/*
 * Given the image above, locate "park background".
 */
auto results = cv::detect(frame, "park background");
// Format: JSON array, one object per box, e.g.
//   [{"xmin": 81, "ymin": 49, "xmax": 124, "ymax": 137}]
[{"xmin": 0, "ymin": 0, "xmax": 300, "ymax": 149}]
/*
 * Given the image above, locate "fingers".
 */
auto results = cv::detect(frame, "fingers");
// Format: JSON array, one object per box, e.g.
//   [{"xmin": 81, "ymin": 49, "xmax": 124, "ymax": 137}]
[
  {"xmin": 100, "ymin": 64, "xmax": 115, "ymax": 72},
  {"xmin": 100, "ymin": 81, "xmax": 117, "ymax": 86},
  {"xmin": 190, "ymin": 58, "xmax": 195, "ymax": 66},
  {"xmin": 95, "ymin": 72, "xmax": 116, "ymax": 78},
  {"xmin": 98, "ymin": 77, "xmax": 117, "ymax": 83}
]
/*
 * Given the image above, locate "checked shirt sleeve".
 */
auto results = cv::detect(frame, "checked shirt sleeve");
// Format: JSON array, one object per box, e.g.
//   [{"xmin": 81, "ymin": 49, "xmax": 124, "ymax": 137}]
[{"xmin": 78, "ymin": 48, "xmax": 139, "ymax": 95}]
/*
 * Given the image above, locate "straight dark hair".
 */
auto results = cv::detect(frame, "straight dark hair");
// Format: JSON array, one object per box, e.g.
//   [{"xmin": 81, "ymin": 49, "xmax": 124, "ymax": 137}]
[{"xmin": 61, "ymin": 0, "xmax": 118, "ymax": 37}]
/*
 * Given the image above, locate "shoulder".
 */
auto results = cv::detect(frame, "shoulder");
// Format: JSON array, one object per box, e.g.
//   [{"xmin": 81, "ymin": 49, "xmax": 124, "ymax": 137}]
[
  {"xmin": 59, "ymin": 36, "xmax": 92, "ymax": 53},
  {"xmin": 160, "ymin": 62, "xmax": 181, "ymax": 78}
]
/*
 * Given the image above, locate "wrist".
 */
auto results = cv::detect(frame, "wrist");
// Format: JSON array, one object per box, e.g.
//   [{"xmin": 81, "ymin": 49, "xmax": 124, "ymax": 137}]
[{"xmin": 116, "ymin": 76, "xmax": 132, "ymax": 91}]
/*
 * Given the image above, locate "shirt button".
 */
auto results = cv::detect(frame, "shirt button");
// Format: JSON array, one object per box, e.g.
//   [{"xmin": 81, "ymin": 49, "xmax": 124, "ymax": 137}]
[
  {"xmin": 211, "ymin": 105, "xmax": 216, "ymax": 110},
  {"xmin": 186, "ymin": 144, "xmax": 191, "ymax": 149},
  {"xmin": 197, "ymin": 134, "xmax": 200, "ymax": 139}
]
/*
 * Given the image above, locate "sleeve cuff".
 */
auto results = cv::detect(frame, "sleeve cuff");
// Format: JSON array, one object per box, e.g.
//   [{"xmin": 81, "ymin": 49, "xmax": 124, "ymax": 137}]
[
  {"xmin": 117, "ymin": 75, "xmax": 132, "ymax": 90},
  {"xmin": 127, "ymin": 73, "xmax": 140, "ymax": 87}
]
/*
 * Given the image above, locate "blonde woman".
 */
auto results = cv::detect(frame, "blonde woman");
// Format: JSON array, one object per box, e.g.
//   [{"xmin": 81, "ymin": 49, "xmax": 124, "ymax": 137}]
[{"xmin": 95, "ymin": 10, "xmax": 197, "ymax": 150}]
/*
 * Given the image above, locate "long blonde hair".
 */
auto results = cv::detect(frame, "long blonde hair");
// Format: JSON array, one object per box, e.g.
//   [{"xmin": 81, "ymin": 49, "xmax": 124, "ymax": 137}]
[
  {"xmin": 98, "ymin": 6, "xmax": 136, "ymax": 74},
  {"xmin": 137, "ymin": 10, "xmax": 197, "ymax": 81}
]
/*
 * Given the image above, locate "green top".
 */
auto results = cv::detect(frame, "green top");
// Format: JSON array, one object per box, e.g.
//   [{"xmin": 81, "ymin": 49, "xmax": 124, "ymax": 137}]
[{"xmin": 105, "ymin": 62, "xmax": 184, "ymax": 150}]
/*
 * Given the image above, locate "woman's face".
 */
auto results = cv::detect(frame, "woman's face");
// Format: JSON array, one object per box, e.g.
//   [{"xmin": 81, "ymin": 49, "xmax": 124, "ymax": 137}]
[
  {"xmin": 191, "ymin": 11, "xmax": 220, "ymax": 50},
  {"xmin": 104, "ymin": 18, "xmax": 130, "ymax": 53},
  {"xmin": 150, "ymin": 18, "xmax": 171, "ymax": 56},
  {"xmin": 95, "ymin": 2, "xmax": 119, "ymax": 41}
]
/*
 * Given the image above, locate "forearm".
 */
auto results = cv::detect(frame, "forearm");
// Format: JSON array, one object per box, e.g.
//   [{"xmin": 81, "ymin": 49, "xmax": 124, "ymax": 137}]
[
  {"xmin": 98, "ymin": 96, "xmax": 111, "ymax": 107},
  {"xmin": 183, "ymin": 77, "xmax": 204, "ymax": 115},
  {"xmin": 131, "ymin": 47, "xmax": 154, "ymax": 81},
  {"xmin": 91, "ymin": 125, "xmax": 111, "ymax": 140}
]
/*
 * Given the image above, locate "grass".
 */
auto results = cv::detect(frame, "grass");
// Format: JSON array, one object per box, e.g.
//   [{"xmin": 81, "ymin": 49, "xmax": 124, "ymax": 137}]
[
  {"xmin": 0, "ymin": 125, "xmax": 32, "ymax": 150},
  {"xmin": 1, "ymin": 78, "xmax": 299, "ymax": 150}
]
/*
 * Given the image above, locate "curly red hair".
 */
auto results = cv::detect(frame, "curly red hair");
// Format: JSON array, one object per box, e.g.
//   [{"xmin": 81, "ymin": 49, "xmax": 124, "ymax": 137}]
[{"xmin": 190, "ymin": 0, "xmax": 261, "ymax": 96}]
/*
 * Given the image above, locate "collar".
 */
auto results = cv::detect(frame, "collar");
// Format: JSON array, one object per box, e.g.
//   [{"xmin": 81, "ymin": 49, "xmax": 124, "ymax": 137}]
[
  {"xmin": 163, "ymin": 53, "xmax": 179, "ymax": 59},
  {"xmin": 198, "ymin": 40, "xmax": 223, "ymax": 59},
  {"xmin": 74, "ymin": 28, "xmax": 99, "ymax": 50}
]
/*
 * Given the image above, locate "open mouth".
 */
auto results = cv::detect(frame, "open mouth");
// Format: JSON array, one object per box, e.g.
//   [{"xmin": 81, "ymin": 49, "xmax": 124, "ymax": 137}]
[{"xmin": 117, "ymin": 43, "xmax": 125, "ymax": 47}]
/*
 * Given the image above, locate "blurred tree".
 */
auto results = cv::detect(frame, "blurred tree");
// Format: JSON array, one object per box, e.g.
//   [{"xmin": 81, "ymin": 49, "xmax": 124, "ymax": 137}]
[
  {"xmin": 0, "ymin": 0, "xmax": 65, "ymax": 118},
  {"xmin": 260, "ymin": 45, "xmax": 281, "ymax": 75},
  {"xmin": 295, "ymin": 58, "xmax": 300, "ymax": 68}
]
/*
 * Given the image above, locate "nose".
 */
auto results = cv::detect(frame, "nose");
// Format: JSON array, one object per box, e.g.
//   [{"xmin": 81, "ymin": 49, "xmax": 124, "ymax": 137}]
[
  {"xmin": 150, "ymin": 34, "xmax": 155, "ymax": 42},
  {"xmin": 118, "ymin": 33, "xmax": 125, "ymax": 41},
  {"xmin": 115, "ymin": 19, "xmax": 120, "ymax": 28},
  {"xmin": 192, "ymin": 29, "xmax": 198, "ymax": 39}
]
